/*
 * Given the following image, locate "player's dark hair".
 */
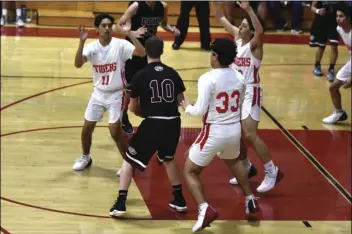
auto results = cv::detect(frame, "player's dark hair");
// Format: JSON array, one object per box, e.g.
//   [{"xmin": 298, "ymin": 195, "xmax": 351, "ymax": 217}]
[
  {"xmin": 210, "ymin": 38, "xmax": 237, "ymax": 67},
  {"xmin": 145, "ymin": 36, "xmax": 164, "ymax": 58},
  {"xmin": 336, "ymin": 2, "xmax": 351, "ymax": 21},
  {"xmin": 94, "ymin": 13, "xmax": 115, "ymax": 28},
  {"xmin": 241, "ymin": 14, "xmax": 265, "ymax": 37}
]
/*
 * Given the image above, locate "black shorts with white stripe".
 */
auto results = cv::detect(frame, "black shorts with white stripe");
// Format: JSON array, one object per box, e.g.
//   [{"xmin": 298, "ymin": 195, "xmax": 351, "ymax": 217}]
[
  {"xmin": 309, "ymin": 14, "xmax": 339, "ymax": 48},
  {"xmin": 124, "ymin": 117, "xmax": 181, "ymax": 171}
]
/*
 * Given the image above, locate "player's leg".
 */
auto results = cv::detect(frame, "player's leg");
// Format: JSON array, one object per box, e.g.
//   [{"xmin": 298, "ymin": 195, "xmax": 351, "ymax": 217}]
[
  {"xmin": 107, "ymin": 99, "xmax": 129, "ymax": 159},
  {"xmin": 183, "ymin": 125, "xmax": 219, "ymax": 232},
  {"xmin": 72, "ymin": 97, "xmax": 103, "ymax": 171},
  {"xmin": 229, "ymin": 137, "xmax": 258, "ymax": 185},
  {"xmin": 158, "ymin": 118, "xmax": 187, "ymax": 212},
  {"xmin": 121, "ymin": 59, "xmax": 136, "ymax": 135},
  {"xmin": 1, "ymin": 1, "xmax": 8, "ymax": 26},
  {"xmin": 326, "ymin": 21, "xmax": 340, "ymax": 81},
  {"xmin": 194, "ymin": 1, "xmax": 211, "ymax": 50},
  {"xmin": 217, "ymin": 123, "xmax": 259, "ymax": 216},
  {"xmin": 309, "ymin": 17, "xmax": 326, "ymax": 76},
  {"xmin": 323, "ymin": 59, "xmax": 350, "ymax": 124},
  {"xmin": 14, "ymin": 1, "xmax": 24, "ymax": 27},
  {"xmin": 110, "ymin": 119, "xmax": 157, "ymax": 217},
  {"xmin": 172, "ymin": 1, "xmax": 194, "ymax": 50},
  {"xmin": 242, "ymin": 115, "xmax": 284, "ymax": 193}
]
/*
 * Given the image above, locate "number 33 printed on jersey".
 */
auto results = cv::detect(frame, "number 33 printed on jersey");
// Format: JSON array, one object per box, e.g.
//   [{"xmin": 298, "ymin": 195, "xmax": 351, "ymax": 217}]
[{"xmin": 216, "ymin": 90, "xmax": 240, "ymax": 113}]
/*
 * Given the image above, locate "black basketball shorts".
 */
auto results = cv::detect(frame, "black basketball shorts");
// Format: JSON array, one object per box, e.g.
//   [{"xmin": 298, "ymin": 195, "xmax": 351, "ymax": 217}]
[
  {"xmin": 124, "ymin": 55, "xmax": 148, "ymax": 92},
  {"xmin": 310, "ymin": 15, "xmax": 339, "ymax": 48},
  {"xmin": 124, "ymin": 117, "xmax": 181, "ymax": 171}
]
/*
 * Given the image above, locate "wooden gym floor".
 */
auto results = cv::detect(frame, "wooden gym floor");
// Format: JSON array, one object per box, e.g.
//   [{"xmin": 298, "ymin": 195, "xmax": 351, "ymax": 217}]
[{"xmin": 1, "ymin": 25, "xmax": 351, "ymax": 234}]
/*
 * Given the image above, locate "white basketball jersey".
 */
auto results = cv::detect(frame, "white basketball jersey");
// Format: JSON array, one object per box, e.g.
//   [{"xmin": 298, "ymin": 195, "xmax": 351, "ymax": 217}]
[
  {"xmin": 231, "ymin": 39, "xmax": 261, "ymax": 84},
  {"xmin": 185, "ymin": 68, "xmax": 245, "ymax": 125},
  {"xmin": 337, "ymin": 26, "xmax": 351, "ymax": 55},
  {"xmin": 83, "ymin": 38, "xmax": 135, "ymax": 93}
]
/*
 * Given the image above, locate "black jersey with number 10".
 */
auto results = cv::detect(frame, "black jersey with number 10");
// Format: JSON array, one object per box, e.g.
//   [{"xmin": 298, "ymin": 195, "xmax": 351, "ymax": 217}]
[{"xmin": 130, "ymin": 62, "xmax": 186, "ymax": 117}]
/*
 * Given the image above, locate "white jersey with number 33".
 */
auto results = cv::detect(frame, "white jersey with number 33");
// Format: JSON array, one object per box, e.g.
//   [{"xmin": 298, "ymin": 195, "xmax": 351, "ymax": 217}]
[
  {"xmin": 185, "ymin": 68, "xmax": 245, "ymax": 125},
  {"xmin": 231, "ymin": 39, "xmax": 261, "ymax": 85},
  {"xmin": 83, "ymin": 38, "xmax": 135, "ymax": 102}
]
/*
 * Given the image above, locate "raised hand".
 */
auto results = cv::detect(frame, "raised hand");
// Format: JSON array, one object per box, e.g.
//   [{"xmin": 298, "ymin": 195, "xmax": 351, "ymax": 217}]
[
  {"xmin": 236, "ymin": 1, "xmax": 251, "ymax": 11},
  {"xmin": 133, "ymin": 26, "xmax": 147, "ymax": 38},
  {"xmin": 211, "ymin": 2, "xmax": 225, "ymax": 19},
  {"xmin": 78, "ymin": 25, "xmax": 88, "ymax": 41}
]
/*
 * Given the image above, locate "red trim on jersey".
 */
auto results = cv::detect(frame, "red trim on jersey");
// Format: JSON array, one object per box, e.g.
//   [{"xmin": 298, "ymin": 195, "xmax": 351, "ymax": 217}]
[
  {"xmin": 195, "ymin": 126, "xmax": 206, "ymax": 144},
  {"xmin": 203, "ymin": 110, "xmax": 209, "ymax": 124},
  {"xmin": 199, "ymin": 124, "xmax": 210, "ymax": 150},
  {"xmin": 252, "ymin": 86, "xmax": 257, "ymax": 107},
  {"xmin": 253, "ymin": 65, "xmax": 260, "ymax": 83},
  {"xmin": 121, "ymin": 91, "xmax": 125, "ymax": 111}
]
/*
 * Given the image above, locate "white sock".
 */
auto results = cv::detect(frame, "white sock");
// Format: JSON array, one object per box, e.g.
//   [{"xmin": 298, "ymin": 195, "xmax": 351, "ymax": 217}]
[
  {"xmin": 2, "ymin": 9, "xmax": 7, "ymax": 17},
  {"xmin": 16, "ymin": 8, "xmax": 21, "ymax": 18},
  {"xmin": 264, "ymin": 160, "xmax": 275, "ymax": 174},
  {"xmin": 82, "ymin": 154, "xmax": 90, "ymax": 160},
  {"xmin": 245, "ymin": 194, "xmax": 255, "ymax": 202},
  {"xmin": 198, "ymin": 202, "xmax": 208, "ymax": 210},
  {"xmin": 243, "ymin": 158, "xmax": 252, "ymax": 170}
]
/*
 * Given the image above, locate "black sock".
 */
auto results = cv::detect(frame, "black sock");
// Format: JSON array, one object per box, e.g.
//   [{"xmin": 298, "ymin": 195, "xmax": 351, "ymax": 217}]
[
  {"xmin": 315, "ymin": 62, "xmax": 321, "ymax": 67},
  {"xmin": 329, "ymin": 64, "xmax": 335, "ymax": 71},
  {"xmin": 172, "ymin": 184, "xmax": 183, "ymax": 198},
  {"xmin": 118, "ymin": 190, "xmax": 128, "ymax": 200}
]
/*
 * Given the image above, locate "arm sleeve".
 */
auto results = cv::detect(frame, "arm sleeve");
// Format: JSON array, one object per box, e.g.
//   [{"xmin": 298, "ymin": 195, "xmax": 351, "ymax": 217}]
[{"xmin": 185, "ymin": 75, "xmax": 212, "ymax": 116}]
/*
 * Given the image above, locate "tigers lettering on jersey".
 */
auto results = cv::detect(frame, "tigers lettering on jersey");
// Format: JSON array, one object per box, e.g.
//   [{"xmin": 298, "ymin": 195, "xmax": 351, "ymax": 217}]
[
  {"xmin": 93, "ymin": 63, "xmax": 117, "ymax": 73},
  {"xmin": 234, "ymin": 57, "xmax": 251, "ymax": 67}
]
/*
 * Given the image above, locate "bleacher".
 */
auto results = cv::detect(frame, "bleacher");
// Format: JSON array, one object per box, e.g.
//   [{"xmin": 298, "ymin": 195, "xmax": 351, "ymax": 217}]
[{"xmin": 25, "ymin": 1, "xmax": 315, "ymax": 30}]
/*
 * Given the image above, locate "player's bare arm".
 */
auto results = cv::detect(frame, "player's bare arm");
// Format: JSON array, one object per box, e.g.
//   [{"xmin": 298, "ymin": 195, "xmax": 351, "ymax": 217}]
[
  {"xmin": 211, "ymin": 2, "xmax": 239, "ymax": 39},
  {"xmin": 74, "ymin": 25, "xmax": 88, "ymax": 68},
  {"xmin": 113, "ymin": 2, "xmax": 145, "ymax": 37},
  {"xmin": 127, "ymin": 30, "xmax": 146, "ymax": 57},
  {"xmin": 311, "ymin": 1, "xmax": 326, "ymax": 16},
  {"xmin": 129, "ymin": 97, "xmax": 144, "ymax": 118},
  {"xmin": 177, "ymin": 92, "xmax": 185, "ymax": 107},
  {"xmin": 238, "ymin": 1, "xmax": 264, "ymax": 60},
  {"xmin": 160, "ymin": 2, "xmax": 180, "ymax": 37}
]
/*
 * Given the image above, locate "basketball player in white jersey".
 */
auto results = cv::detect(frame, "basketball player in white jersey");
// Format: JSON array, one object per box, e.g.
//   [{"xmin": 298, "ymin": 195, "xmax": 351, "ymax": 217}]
[
  {"xmin": 181, "ymin": 39, "xmax": 259, "ymax": 233},
  {"xmin": 72, "ymin": 13, "xmax": 145, "ymax": 171},
  {"xmin": 323, "ymin": 3, "xmax": 351, "ymax": 124},
  {"xmin": 212, "ymin": 1, "xmax": 283, "ymax": 193}
]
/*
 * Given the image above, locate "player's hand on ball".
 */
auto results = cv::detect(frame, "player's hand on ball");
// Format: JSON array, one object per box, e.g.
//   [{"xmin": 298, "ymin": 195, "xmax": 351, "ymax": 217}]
[
  {"xmin": 343, "ymin": 78, "xmax": 351, "ymax": 89},
  {"xmin": 78, "ymin": 25, "xmax": 88, "ymax": 41},
  {"xmin": 133, "ymin": 26, "xmax": 147, "ymax": 38},
  {"xmin": 180, "ymin": 99, "xmax": 191, "ymax": 110}
]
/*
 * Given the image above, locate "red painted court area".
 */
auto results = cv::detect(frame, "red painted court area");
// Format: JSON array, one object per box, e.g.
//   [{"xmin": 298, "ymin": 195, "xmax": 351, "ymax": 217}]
[{"xmin": 134, "ymin": 129, "xmax": 351, "ymax": 221}]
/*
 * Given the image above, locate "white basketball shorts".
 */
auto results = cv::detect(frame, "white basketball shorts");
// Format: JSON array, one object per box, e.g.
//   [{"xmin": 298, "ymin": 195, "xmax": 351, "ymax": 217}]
[
  {"xmin": 188, "ymin": 122, "xmax": 241, "ymax": 167},
  {"xmin": 336, "ymin": 59, "xmax": 351, "ymax": 82},
  {"xmin": 84, "ymin": 90, "xmax": 124, "ymax": 124},
  {"xmin": 241, "ymin": 84, "xmax": 263, "ymax": 121}
]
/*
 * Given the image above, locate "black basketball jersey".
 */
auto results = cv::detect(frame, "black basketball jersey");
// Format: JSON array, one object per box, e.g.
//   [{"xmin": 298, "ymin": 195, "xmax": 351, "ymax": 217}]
[
  {"xmin": 126, "ymin": 1, "xmax": 164, "ymax": 45},
  {"xmin": 130, "ymin": 62, "xmax": 186, "ymax": 118}
]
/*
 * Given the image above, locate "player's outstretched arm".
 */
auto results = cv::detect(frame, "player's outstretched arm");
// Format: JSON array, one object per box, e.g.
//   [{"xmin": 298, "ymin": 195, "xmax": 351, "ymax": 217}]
[
  {"xmin": 74, "ymin": 25, "xmax": 88, "ymax": 68},
  {"xmin": 160, "ymin": 2, "xmax": 180, "ymax": 37},
  {"xmin": 127, "ymin": 30, "xmax": 146, "ymax": 57},
  {"xmin": 211, "ymin": 2, "xmax": 239, "ymax": 39},
  {"xmin": 113, "ymin": 2, "xmax": 139, "ymax": 36},
  {"xmin": 237, "ymin": 1, "xmax": 263, "ymax": 50}
]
